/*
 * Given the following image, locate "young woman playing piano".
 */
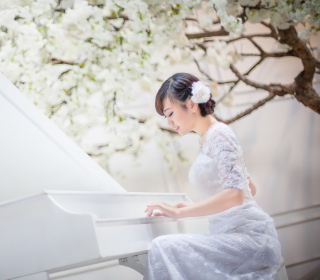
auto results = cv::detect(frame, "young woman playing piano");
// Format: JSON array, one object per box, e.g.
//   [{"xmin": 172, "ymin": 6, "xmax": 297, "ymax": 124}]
[{"xmin": 143, "ymin": 73, "xmax": 281, "ymax": 280}]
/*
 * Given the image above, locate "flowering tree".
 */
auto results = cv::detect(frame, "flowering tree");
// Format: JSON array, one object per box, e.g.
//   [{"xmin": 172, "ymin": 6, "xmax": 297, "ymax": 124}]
[{"xmin": 0, "ymin": 0, "xmax": 319, "ymax": 171}]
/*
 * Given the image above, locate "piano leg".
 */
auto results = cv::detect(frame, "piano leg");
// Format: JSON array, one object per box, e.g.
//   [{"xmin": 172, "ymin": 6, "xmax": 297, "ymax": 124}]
[
  {"xmin": 119, "ymin": 253, "xmax": 148, "ymax": 275},
  {"xmin": 12, "ymin": 272, "xmax": 49, "ymax": 280}
]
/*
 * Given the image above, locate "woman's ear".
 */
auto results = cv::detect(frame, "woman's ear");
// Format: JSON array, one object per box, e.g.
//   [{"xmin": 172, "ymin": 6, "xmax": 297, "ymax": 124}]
[{"xmin": 187, "ymin": 97, "xmax": 198, "ymax": 112}]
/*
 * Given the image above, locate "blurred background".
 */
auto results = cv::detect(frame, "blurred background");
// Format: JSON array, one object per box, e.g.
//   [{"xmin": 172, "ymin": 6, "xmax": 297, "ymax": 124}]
[{"xmin": 0, "ymin": 0, "xmax": 319, "ymax": 279}]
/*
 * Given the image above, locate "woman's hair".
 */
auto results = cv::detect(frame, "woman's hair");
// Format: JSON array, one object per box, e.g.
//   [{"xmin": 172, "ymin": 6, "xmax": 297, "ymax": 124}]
[{"xmin": 155, "ymin": 73, "xmax": 216, "ymax": 117}]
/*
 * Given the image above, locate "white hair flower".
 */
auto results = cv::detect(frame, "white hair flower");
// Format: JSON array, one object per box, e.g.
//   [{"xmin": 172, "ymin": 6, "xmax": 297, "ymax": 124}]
[{"xmin": 191, "ymin": 81, "xmax": 211, "ymax": 103}]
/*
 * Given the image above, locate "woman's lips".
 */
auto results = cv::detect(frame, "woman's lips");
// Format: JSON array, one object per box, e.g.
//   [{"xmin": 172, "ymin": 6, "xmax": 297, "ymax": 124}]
[{"xmin": 174, "ymin": 126, "xmax": 180, "ymax": 131}]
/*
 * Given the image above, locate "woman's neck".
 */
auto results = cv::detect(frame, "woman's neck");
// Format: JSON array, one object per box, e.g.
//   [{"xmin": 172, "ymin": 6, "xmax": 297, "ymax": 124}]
[{"xmin": 193, "ymin": 116, "xmax": 218, "ymax": 137}]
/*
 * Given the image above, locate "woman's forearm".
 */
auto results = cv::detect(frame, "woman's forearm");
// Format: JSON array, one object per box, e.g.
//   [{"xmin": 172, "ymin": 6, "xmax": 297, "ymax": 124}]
[{"xmin": 178, "ymin": 188, "xmax": 245, "ymax": 218}]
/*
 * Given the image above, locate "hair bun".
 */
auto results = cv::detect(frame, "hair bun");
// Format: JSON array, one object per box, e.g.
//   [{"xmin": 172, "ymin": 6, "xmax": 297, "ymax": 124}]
[{"xmin": 199, "ymin": 94, "xmax": 216, "ymax": 116}]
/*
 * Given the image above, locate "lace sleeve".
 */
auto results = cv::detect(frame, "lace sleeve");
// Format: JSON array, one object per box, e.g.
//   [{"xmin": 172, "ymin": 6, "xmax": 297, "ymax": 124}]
[{"xmin": 204, "ymin": 127, "xmax": 247, "ymax": 190}]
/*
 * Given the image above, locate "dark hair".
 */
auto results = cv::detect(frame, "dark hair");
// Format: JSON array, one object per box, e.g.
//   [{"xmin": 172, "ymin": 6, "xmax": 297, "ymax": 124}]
[{"xmin": 155, "ymin": 73, "xmax": 216, "ymax": 117}]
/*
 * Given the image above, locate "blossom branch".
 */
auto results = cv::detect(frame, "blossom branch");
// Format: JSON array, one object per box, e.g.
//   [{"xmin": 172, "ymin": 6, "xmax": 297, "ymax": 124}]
[
  {"xmin": 186, "ymin": 28, "xmax": 229, "ymax": 39},
  {"xmin": 278, "ymin": 26, "xmax": 315, "ymax": 83},
  {"xmin": 247, "ymin": 37, "xmax": 264, "ymax": 54},
  {"xmin": 223, "ymin": 33, "xmax": 273, "ymax": 44},
  {"xmin": 217, "ymin": 57, "xmax": 264, "ymax": 104},
  {"xmin": 193, "ymin": 58, "xmax": 214, "ymax": 81},
  {"xmin": 240, "ymin": 51, "xmax": 296, "ymax": 58},
  {"xmin": 260, "ymin": 21, "xmax": 278, "ymax": 38},
  {"xmin": 278, "ymin": 26, "xmax": 320, "ymax": 113},
  {"xmin": 229, "ymin": 64, "xmax": 284, "ymax": 94},
  {"xmin": 315, "ymin": 57, "xmax": 320, "ymax": 70},
  {"xmin": 223, "ymin": 93, "xmax": 276, "ymax": 124},
  {"xmin": 49, "ymin": 100, "xmax": 67, "ymax": 118},
  {"xmin": 51, "ymin": 59, "xmax": 78, "ymax": 65}
]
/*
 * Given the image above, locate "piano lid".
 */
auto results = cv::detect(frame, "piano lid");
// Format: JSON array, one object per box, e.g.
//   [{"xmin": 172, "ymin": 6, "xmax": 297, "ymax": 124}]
[{"xmin": 0, "ymin": 72, "xmax": 125, "ymax": 203}]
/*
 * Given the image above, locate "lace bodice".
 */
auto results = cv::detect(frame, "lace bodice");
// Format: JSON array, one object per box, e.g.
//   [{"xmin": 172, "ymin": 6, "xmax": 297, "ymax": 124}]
[{"xmin": 188, "ymin": 122, "xmax": 254, "ymax": 204}]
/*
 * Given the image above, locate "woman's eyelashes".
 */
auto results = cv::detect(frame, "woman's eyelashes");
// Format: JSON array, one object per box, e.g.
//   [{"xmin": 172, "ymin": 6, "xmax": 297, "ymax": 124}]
[{"xmin": 164, "ymin": 112, "xmax": 173, "ymax": 119}]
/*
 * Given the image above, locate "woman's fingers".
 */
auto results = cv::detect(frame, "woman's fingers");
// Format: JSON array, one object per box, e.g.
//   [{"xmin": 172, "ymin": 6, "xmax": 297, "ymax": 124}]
[
  {"xmin": 145, "ymin": 204, "xmax": 160, "ymax": 217},
  {"xmin": 147, "ymin": 202, "xmax": 164, "ymax": 208},
  {"xmin": 146, "ymin": 207, "xmax": 153, "ymax": 217},
  {"xmin": 153, "ymin": 212, "xmax": 168, "ymax": 217},
  {"xmin": 145, "ymin": 202, "xmax": 167, "ymax": 217}
]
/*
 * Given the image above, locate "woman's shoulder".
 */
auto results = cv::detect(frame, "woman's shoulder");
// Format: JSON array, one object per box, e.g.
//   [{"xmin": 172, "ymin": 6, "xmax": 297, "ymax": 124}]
[{"xmin": 203, "ymin": 122, "xmax": 240, "ymax": 150}]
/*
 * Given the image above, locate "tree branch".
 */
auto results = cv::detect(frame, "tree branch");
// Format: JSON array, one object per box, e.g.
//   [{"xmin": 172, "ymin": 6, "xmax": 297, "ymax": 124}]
[
  {"xmin": 51, "ymin": 59, "xmax": 77, "ymax": 65},
  {"xmin": 260, "ymin": 21, "xmax": 278, "ymax": 38},
  {"xmin": 276, "ymin": 26, "xmax": 320, "ymax": 113},
  {"xmin": 278, "ymin": 26, "xmax": 315, "ymax": 83},
  {"xmin": 294, "ymin": 71, "xmax": 320, "ymax": 113},
  {"xmin": 217, "ymin": 57, "xmax": 265, "ymax": 104},
  {"xmin": 104, "ymin": 15, "xmax": 129, "ymax": 21},
  {"xmin": 229, "ymin": 64, "xmax": 286, "ymax": 95},
  {"xmin": 223, "ymin": 33, "xmax": 272, "ymax": 45},
  {"xmin": 247, "ymin": 37, "xmax": 264, "ymax": 54},
  {"xmin": 193, "ymin": 58, "xmax": 214, "ymax": 81},
  {"xmin": 217, "ymin": 80, "xmax": 238, "ymax": 85},
  {"xmin": 186, "ymin": 28, "xmax": 229, "ymax": 39},
  {"xmin": 241, "ymin": 50, "xmax": 297, "ymax": 58},
  {"xmin": 223, "ymin": 93, "xmax": 276, "ymax": 124},
  {"xmin": 243, "ymin": 57, "xmax": 264, "ymax": 76},
  {"xmin": 315, "ymin": 58, "xmax": 320, "ymax": 70},
  {"xmin": 49, "ymin": 100, "xmax": 67, "ymax": 118}
]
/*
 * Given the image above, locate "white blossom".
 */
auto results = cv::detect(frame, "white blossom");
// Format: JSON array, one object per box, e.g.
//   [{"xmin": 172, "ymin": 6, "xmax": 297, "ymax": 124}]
[
  {"xmin": 198, "ymin": 16, "xmax": 213, "ymax": 28},
  {"xmin": 246, "ymin": 8, "xmax": 269, "ymax": 23},
  {"xmin": 206, "ymin": 43, "xmax": 233, "ymax": 69},
  {"xmin": 239, "ymin": 0, "xmax": 259, "ymax": 7},
  {"xmin": 0, "ymin": 0, "xmax": 318, "ymax": 171},
  {"xmin": 191, "ymin": 81, "xmax": 211, "ymax": 103},
  {"xmin": 209, "ymin": 81, "xmax": 221, "ymax": 98},
  {"xmin": 168, "ymin": 48, "xmax": 182, "ymax": 65},
  {"xmin": 221, "ymin": 92, "xmax": 235, "ymax": 107},
  {"xmin": 139, "ymin": 76, "xmax": 153, "ymax": 92}
]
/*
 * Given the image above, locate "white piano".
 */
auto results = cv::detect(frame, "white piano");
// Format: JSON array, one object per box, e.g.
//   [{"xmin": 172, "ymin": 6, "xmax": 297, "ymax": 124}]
[{"xmin": 0, "ymin": 72, "xmax": 288, "ymax": 280}]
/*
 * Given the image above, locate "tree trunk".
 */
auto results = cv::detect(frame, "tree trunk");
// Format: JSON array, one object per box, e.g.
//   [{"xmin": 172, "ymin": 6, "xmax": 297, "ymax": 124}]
[{"xmin": 278, "ymin": 26, "xmax": 320, "ymax": 114}]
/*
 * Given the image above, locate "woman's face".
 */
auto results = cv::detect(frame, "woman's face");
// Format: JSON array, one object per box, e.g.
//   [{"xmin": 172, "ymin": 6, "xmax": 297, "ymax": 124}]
[{"xmin": 162, "ymin": 97, "xmax": 197, "ymax": 136}]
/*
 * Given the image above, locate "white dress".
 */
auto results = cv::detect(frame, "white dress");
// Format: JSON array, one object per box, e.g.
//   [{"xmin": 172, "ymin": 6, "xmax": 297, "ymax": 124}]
[{"xmin": 143, "ymin": 122, "xmax": 281, "ymax": 280}]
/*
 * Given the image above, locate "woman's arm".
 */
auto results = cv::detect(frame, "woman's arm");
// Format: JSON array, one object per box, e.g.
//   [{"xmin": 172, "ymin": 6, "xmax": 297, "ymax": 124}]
[
  {"xmin": 248, "ymin": 177, "xmax": 257, "ymax": 196},
  {"xmin": 145, "ymin": 187, "xmax": 245, "ymax": 219}
]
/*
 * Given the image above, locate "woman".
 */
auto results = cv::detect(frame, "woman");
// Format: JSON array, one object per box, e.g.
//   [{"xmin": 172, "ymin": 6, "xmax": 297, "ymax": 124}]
[{"xmin": 143, "ymin": 73, "xmax": 281, "ymax": 280}]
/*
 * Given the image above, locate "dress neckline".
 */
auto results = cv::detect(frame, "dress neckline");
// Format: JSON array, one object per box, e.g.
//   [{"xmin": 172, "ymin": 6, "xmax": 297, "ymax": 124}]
[{"xmin": 199, "ymin": 121, "xmax": 221, "ymax": 145}]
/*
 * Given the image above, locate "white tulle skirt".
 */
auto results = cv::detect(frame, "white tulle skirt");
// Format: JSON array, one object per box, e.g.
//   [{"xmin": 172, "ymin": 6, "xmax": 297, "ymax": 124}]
[{"xmin": 143, "ymin": 201, "xmax": 281, "ymax": 280}]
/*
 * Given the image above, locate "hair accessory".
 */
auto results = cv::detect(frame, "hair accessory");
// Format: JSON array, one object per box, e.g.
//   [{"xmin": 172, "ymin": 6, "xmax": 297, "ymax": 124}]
[{"xmin": 190, "ymin": 81, "xmax": 211, "ymax": 103}]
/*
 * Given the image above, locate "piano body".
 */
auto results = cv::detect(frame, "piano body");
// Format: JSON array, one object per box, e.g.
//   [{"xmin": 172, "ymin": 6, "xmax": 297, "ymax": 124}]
[
  {"xmin": 0, "ymin": 72, "xmax": 288, "ymax": 280},
  {"xmin": 1, "ymin": 191, "xmax": 210, "ymax": 280}
]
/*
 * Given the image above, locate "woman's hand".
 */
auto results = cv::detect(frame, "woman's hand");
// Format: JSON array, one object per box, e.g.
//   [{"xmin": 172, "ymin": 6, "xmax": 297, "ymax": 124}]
[
  {"xmin": 144, "ymin": 202, "xmax": 182, "ymax": 219},
  {"xmin": 173, "ymin": 201, "xmax": 194, "ymax": 208}
]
